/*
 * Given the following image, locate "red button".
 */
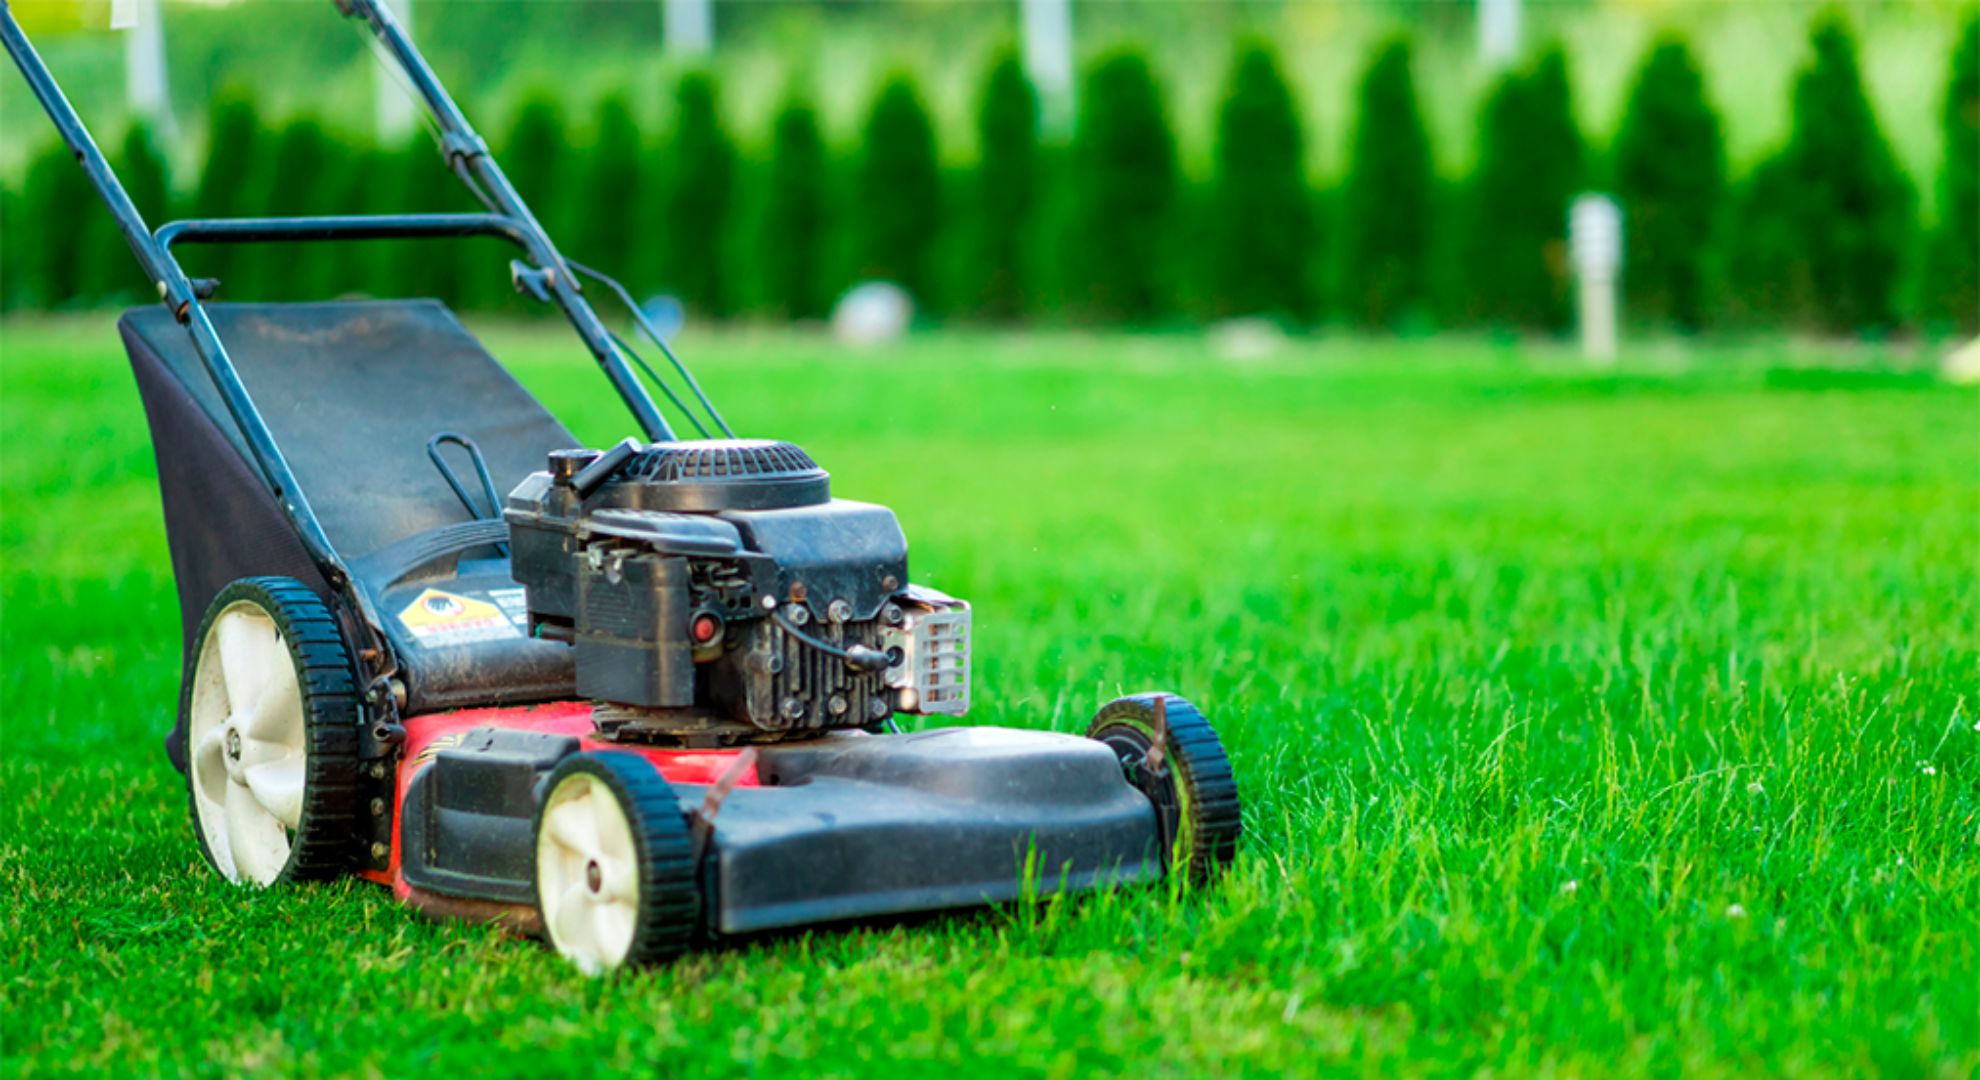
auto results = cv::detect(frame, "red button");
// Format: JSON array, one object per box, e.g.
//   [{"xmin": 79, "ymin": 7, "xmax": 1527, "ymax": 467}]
[{"xmin": 691, "ymin": 613, "xmax": 721, "ymax": 643}]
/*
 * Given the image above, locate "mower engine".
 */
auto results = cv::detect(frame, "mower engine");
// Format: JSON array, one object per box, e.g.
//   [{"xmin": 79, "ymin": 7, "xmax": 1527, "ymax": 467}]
[{"xmin": 505, "ymin": 438, "xmax": 969, "ymax": 745}]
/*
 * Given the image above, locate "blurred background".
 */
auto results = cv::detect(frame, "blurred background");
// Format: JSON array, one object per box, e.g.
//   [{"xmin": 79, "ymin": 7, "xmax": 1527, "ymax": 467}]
[{"xmin": 0, "ymin": 0, "xmax": 1973, "ymax": 343}]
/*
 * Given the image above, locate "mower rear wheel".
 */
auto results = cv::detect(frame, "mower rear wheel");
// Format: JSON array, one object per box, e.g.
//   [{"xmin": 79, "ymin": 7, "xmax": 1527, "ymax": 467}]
[
  {"xmin": 1089, "ymin": 693, "xmax": 1242, "ymax": 884},
  {"xmin": 184, "ymin": 577, "xmax": 362, "ymax": 886},
  {"xmin": 533, "ymin": 752, "xmax": 700, "ymax": 974}
]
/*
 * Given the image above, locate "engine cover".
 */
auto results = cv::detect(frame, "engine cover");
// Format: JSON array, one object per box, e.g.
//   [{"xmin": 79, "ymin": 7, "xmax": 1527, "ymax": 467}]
[{"xmin": 504, "ymin": 439, "xmax": 931, "ymax": 744}]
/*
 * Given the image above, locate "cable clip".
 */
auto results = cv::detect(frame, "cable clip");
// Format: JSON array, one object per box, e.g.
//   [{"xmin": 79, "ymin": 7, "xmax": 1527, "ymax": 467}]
[{"xmin": 440, "ymin": 131, "xmax": 488, "ymax": 167}]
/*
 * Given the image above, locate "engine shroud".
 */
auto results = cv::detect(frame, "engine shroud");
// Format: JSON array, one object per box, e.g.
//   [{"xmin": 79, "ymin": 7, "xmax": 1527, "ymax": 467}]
[{"xmin": 505, "ymin": 439, "xmax": 913, "ymax": 744}]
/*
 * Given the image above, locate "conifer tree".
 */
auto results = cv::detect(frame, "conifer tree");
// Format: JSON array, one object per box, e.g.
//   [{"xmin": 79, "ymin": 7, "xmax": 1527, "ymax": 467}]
[
  {"xmin": 1071, "ymin": 46, "xmax": 1178, "ymax": 322},
  {"xmin": 975, "ymin": 49, "xmax": 1038, "ymax": 320},
  {"xmin": 1724, "ymin": 154, "xmax": 1800, "ymax": 325},
  {"xmin": 237, "ymin": 116, "xmax": 339, "ymax": 300},
  {"xmin": 1463, "ymin": 47, "xmax": 1584, "ymax": 331},
  {"xmin": 503, "ymin": 92, "xmax": 570, "ymax": 237},
  {"xmin": 20, "ymin": 140, "xmax": 96, "ymax": 307},
  {"xmin": 855, "ymin": 72, "xmax": 942, "ymax": 308},
  {"xmin": 1779, "ymin": 14, "xmax": 1911, "ymax": 333},
  {"xmin": 761, "ymin": 94, "xmax": 831, "ymax": 320},
  {"xmin": 1926, "ymin": 15, "xmax": 1979, "ymax": 333},
  {"xmin": 0, "ymin": 181, "xmax": 20, "ymax": 311},
  {"xmin": 1613, "ymin": 34, "xmax": 1725, "ymax": 330},
  {"xmin": 81, "ymin": 123, "xmax": 171, "ymax": 303},
  {"xmin": 463, "ymin": 91, "xmax": 568, "ymax": 310},
  {"xmin": 373, "ymin": 136, "xmax": 470, "ymax": 304},
  {"xmin": 191, "ymin": 87, "xmax": 262, "ymax": 296},
  {"xmin": 313, "ymin": 137, "xmax": 393, "ymax": 300},
  {"xmin": 660, "ymin": 72, "xmax": 737, "ymax": 318},
  {"xmin": 1208, "ymin": 37, "xmax": 1312, "ymax": 320},
  {"xmin": 571, "ymin": 95, "xmax": 647, "ymax": 286},
  {"xmin": 1340, "ymin": 36, "xmax": 1435, "ymax": 330}
]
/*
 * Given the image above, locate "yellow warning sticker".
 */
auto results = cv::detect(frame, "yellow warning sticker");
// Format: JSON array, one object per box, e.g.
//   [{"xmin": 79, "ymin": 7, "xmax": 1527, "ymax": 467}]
[
  {"xmin": 397, "ymin": 588, "xmax": 521, "ymax": 645},
  {"xmin": 413, "ymin": 731, "xmax": 468, "ymax": 766}
]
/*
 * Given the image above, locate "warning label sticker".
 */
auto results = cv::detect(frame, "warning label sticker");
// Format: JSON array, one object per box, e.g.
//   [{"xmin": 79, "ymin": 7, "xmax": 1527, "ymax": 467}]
[
  {"xmin": 397, "ymin": 588, "xmax": 522, "ymax": 645},
  {"xmin": 487, "ymin": 587, "xmax": 531, "ymax": 629}
]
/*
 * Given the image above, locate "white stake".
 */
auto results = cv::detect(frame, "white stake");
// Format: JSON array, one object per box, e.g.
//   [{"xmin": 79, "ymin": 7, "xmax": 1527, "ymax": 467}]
[
  {"xmin": 120, "ymin": 0, "xmax": 176, "ymax": 141},
  {"xmin": 1478, "ymin": 0, "xmax": 1521, "ymax": 66},
  {"xmin": 1020, "ymin": 0, "xmax": 1075, "ymax": 135},
  {"xmin": 664, "ymin": 0, "xmax": 713, "ymax": 56},
  {"xmin": 1570, "ymin": 193, "xmax": 1622, "ymax": 364}
]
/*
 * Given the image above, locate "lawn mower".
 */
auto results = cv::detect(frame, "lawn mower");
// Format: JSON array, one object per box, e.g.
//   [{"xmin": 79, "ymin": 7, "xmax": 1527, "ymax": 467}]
[{"xmin": 3, "ymin": 0, "xmax": 1241, "ymax": 972}]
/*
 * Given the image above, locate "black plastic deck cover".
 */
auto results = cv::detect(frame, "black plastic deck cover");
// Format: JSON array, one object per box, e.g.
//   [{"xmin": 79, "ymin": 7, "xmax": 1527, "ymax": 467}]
[
  {"xmin": 707, "ymin": 727, "xmax": 1164, "ymax": 933},
  {"xmin": 120, "ymin": 300, "xmax": 576, "ymax": 561},
  {"xmin": 119, "ymin": 300, "xmax": 585, "ymax": 751}
]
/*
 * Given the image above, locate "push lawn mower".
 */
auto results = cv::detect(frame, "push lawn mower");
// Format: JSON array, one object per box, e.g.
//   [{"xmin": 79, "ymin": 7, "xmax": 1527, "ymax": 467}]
[{"xmin": 4, "ymin": 0, "xmax": 1242, "ymax": 972}]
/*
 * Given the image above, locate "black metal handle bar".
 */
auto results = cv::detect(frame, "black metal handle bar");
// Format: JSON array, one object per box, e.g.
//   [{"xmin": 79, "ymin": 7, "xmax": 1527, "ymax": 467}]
[
  {"xmin": 0, "ymin": 0, "xmax": 703, "ymax": 702},
  {"xmin": 156, "ymin": 212, "xmax": 532, "ymax": 252},
  {"xmin": 0, "ymin": 2, "xmax": 382, "ymax": 638}
]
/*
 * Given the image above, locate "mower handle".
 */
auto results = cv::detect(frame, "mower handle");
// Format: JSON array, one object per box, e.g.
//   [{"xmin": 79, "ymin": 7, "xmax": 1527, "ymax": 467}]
[{"xmin": 155, "ymin": 213, "xmax": 532, "ymax": 254}]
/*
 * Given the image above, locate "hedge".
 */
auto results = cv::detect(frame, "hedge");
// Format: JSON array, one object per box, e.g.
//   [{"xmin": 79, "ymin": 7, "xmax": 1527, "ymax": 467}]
[
  {"xmin": 659, "ymin": 72, "xmax": 736, "ymax": 318},
  {"xmin": 1208, "ymin": 37, "xmax": 1313, "ymax": 321},
  {"xmin": 1464, "ymin": 47, "xmax": 1584, "ymax": 332},
  {"xmin": 1925, "ymin": 15, "xmax": 1979, "ymax": 334},
  {"xmin": 1613, "ymin": 35, "xmax": 1724, "ymax": 331},
  {"xmin": 974, "ymin": 48, "xmax": 1038, "ymax": 321},
  {"xmin": 1339, "ymin": 35, "xmax": 1434, "ymax": 330},
  {"xmin": 1071, "ymin": 47, "xmax": 1178, "ymax": 323},
  {"xmin": 8, "ymin": 19, "xmax": 1967, "ymax": 339},
  {"xmin": 854, "ymin": 73, "xmax": 942, "ymax": 311}
]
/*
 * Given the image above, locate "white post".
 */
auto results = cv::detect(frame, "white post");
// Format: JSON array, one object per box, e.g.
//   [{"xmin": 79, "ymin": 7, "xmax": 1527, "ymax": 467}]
[
  {"xmin": 374, "ymin": 0, "xmax": 417, "ymax": 141},
  {"xmin": 1570, "ymin": 193, "xmax": 1622, "ymax": 364},
  {"xmin": 663, "ymin": 0, "xmax": 713, "ymax": 56},
  {"xmin": 1020, "ymin": 0, "xmax": 1075, "ymax": 135},
  {"xmin": 118, "ymin": 0, "xmax": 176, "ymax": 141},
  {"xmin": 1478, "ymin": 0, "xmax": 1521, "ymax": 66}
]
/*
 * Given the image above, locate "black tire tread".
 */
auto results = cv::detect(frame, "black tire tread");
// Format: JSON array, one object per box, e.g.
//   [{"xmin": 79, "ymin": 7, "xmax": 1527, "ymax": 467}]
[
  {"xmin": 1089, "ymin": 692, "xmax": 1243, "ymax": 883},
  {"xmin": 184, "ymin": 576, "xmax": 363, "ymax": 884}
]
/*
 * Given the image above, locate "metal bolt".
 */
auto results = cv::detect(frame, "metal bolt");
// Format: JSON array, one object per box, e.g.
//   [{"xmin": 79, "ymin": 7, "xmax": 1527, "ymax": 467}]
[
  {"xmin": 882, "ymin": 574, "xmax": 900, "ymax": 591},
  {"xmin": 828, "ymin": 693, "xmax": 849, "ymax": 717},
  {"xmin": 781, "ymin": 696, "xmax": 807, "ymax": 721},
  {"xmin": 370, "ymin": 841, "xmax": 388, "ymax": 862},
  {"xmin": 866, "ymin": 696, "xmax": 891, "ymax": 721},
  {"xmin": 789, "ymin": 582, "xmax": 808, "ymax": 602},
  {"xmin": 370, "ymin": 797, "xmax": 387, "ymax": 816},
  {"xmin": 368, "ymin": 762, "xmax": 387, "ymax": 779},
  {"xmin": 883, "ymin": 604, "xmax": 906, "ymax": 627},
  {"xmin": 827, "ymin": 599, "xmax": 852, "ymax": 624},
  {"xmin": 784, "ymin": 603, "xmax": 809, "ymax": 626}
]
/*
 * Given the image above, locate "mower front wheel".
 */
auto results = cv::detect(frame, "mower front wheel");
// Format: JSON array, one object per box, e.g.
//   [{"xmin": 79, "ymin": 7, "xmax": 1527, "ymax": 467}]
[
  {"xmin": 1089, "ymin": 693, "xmax": 1242, "ymax": 884},
  {"xmin": 533, "ymin": 752, "xmax": 701, "ymax": 974}
]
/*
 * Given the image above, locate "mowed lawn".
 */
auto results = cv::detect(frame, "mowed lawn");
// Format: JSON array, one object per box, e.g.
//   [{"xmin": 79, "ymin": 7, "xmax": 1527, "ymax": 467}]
[{"xmin": 1, "ymin": 316, "xmax": 1975, "ymax": 1077}]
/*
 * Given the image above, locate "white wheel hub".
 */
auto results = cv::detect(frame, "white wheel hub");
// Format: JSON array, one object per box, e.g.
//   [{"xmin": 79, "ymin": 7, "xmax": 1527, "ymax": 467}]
[
  {"xmin": 188, "ymin": 602, "xmax": 308, "ymax": 886},
  {"xmin": 537, "ymin": 772, "xmax": 640, "ymax": 974}
]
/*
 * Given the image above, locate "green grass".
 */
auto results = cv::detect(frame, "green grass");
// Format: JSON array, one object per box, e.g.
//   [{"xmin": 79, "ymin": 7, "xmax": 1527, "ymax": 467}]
[{"xmin": 2, "ymin": 316, "xmax": 1976, "ymax": 1077}]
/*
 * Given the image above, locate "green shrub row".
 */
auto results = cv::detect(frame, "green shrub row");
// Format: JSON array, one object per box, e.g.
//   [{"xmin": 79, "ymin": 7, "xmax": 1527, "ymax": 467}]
[{"xmin": 3, "ymin": 14, "xmax": 1974, "ymax": 336}]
